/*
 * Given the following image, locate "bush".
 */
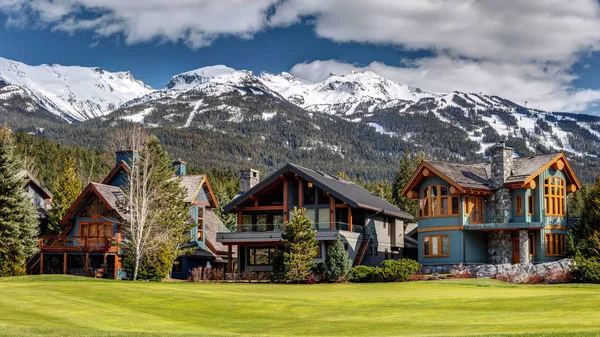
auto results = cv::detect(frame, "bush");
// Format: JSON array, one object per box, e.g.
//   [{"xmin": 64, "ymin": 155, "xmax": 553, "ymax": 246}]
[
  {"xmin": 350, "ymin": 259, "xmax": 419, "ymax": 283},
  {"xmin": 381, "ymin": 259, "xmax": 420, "ymax": 282},
  {"xmin": 324, "ymin": 236, "xmax": 352, "ymax": 282},
  {"xmin": 572, "ymin": 255, "xmax": 600, "ymax": 283}
]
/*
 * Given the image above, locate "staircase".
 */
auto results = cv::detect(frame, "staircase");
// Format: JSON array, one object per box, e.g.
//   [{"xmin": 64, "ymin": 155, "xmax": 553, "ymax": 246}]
[
  {"xmin": 26, "ymin": 252, "xmax": 41, "ymax": 275},
  {"xmin": 353, "ymin": 227, "xmax": 374, "ymax": 266}
]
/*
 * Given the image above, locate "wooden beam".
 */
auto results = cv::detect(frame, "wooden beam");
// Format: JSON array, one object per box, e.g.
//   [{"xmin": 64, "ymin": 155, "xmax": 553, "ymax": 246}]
[
  {"xmin": 347, "ymin": 206, "xmax": 353, "ymax": 232},
  {"xmin": 552, "ymin": 159, "xmax": 565, "ymax": 171},
  {"xmin": 227, "ymin": 245, "xmax": 233, "ymax": 274},
  {"xmin": 39, "ymin": 252, "xmax": 44, "ymax": 275},
  {"xmin": 298, "ymin": 177, "xmax": 303, "ymax": 209},
  {"xmin": 330, "ymin": 195, "xmax": 335, "ymax": 230},
  {"xmin": 237, "ymin": 210, "xmax": 242, "ymax": 232},
  {"xmin": 237, "ymin": 205, "xmax": 285, "ymax": 211},
  {"xmin": 114, "ymin": 256, "xmax": 118, "ymax": 280},
  {"xmin": 63, "ymin": 252, "xmax": 67, "ymax": 275},
  {"xmin": 422, "ymin": 168, "xmax": 431, "ymax": 177},
  {"xmin": 283, "ymin": 179, "xmax": 289, "ymax": 223},
  {"xmin": 417, "ymin": 226, "xmax": 463, "ymax": 233},
  {"xmin": 85, "ymin": 252, "xmax": 89, "ymax": 277},
  {"xmin": 568, "ymin": 184, "xmax": 577, "ymax": 193},
  {"xmin": 406, "ymin": 190, "xmax": 419, "ymax": 199}
]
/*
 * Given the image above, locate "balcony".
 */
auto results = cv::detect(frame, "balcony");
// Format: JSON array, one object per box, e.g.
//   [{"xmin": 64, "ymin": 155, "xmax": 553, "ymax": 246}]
[
  {"xmin": 39, "ymin": 236, "xmax": 119, "ymax": 253},
  {"xmin": 218, "ymin": 222, "xmax": 363, "ymax": 244}
]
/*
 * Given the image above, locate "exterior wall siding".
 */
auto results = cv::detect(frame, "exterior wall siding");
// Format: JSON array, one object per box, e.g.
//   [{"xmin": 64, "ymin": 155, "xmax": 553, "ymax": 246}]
[
  {"xmin": 418, "ymin": 230, "xmax": 464, "ymax": 265},
  {"xmin": 464, "ymin": 231, "xmax": 487, "ymax": 263}
]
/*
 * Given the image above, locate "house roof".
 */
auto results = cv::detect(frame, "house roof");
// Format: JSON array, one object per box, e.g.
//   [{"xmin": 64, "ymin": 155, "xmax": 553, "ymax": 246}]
[
  {"xmin": 18, "ymin": 169, "xmax": 53, "ymax": 199},
  {"xmin": 101, "ymin": 160, "xmax": 131, "ymax": 185},
  {"xmin": 402, "ymin": 151, "xmax": 581, "ymax": 197},
  {"xmin": 204, "ymin": 209, "xmax": 231, "ymax": 254},
  {"xmin": 171, "ymin": 174, "xmax": 219, "ymax": 207},
  {"xmin": 224, "ymin": 163, "xmax": 414, "ymax": 220},
  {"xmin": 60, "ymin": 182, "xmax": 127, "ymax": 225}
]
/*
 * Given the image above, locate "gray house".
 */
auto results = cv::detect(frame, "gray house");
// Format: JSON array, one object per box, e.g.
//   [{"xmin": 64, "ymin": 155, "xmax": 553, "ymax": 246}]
[
  {"xmin": 19, "ymin": 169, "xmax": 53, "ymax": 233},
  {"xmin": 217, "ymin": 163, "xmax": 413, "ymax": 274}
]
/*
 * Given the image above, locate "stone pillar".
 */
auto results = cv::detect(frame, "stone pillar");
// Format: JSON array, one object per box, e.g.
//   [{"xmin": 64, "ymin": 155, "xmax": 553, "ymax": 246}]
[
  {"xmin": 519, "ymin": 230, "xmax": 530, "ymax": 265},
  {"xmin": 487, "ymin": 231, "xmax": 511, "ymax": 264},
  {"xmin": 240, "ymin": 169, "xmax": 260, "ymax": 193}
]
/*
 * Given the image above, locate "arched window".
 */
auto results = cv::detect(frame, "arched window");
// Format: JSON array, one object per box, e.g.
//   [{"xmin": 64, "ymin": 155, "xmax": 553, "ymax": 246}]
[
  {"xmin": 419, "ymin": 185, "xmax": 460, "ymax": 218},
  {"xmin": 544, "ymin": 177, "xmax": 565, "ymax": 217}
]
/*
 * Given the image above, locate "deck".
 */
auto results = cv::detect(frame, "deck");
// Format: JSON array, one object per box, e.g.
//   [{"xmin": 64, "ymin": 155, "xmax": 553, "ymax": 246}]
[{"xmin": 39, "ymin": 236, "xmax": 119, "ymax": 253}]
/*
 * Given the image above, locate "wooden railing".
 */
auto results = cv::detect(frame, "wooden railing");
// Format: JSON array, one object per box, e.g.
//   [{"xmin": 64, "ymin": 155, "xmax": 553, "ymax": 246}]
[{"xmin": 39, "ymin": 236, "xmax": 119, "ymax": 253}]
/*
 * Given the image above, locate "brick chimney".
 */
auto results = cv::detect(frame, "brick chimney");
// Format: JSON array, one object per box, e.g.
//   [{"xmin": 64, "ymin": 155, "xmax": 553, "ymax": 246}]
[
  {"xmin": 490, "ymin": 142, "xmax": 514, "ymax": 188},
  {"xmin": 240, "ymin": 169, "xmax": 260, "ymax": 193},
  {"xmin": 172, "ymin": 159, "xmax": 187, "ymax": 176}
]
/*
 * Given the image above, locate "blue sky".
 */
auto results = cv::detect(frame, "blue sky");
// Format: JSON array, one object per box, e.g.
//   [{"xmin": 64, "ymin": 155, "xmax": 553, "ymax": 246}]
[{"xmin": 1, "ymin": 1, "xmax": 600, "ymax": 114}]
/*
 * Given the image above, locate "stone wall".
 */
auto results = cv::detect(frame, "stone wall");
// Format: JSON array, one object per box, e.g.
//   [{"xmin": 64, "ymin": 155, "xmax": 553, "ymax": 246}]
[
  {"xmin": 487, "ymin": 231, "xmax": 511, "ymax": 264},
  {"xmin": 419, "ymin": 259, "xmax": 573, "ymax": 280}
]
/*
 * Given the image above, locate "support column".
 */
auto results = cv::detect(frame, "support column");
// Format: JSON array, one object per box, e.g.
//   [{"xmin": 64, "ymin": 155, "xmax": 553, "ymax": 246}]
[
  {"xmin": 227, "ymin": 245, "xmax": 233, "ymax": 273},
  {"xmin": 329, "ymin": 195, "xmax": 335, "ymax": 230},
  {"xmin": 85, "ymin": 252, "xmax": 90, "ymax": 277},
  {"xmin": 63, "ymin": 252, "xmax": 67, "ymax": 275},
  {"xmin": 519, "ymin": 230, "xmax": 530, "ymax": 265},
  {"xmin": 347, "ymin": 206, "xmax": 353, "ymax": 232},
  {"xmin": 39, "ymin": 252, "xmax": 44, "ymax": 275},
  {"xmin": 113, "ymin": 256, "xmax": 118, "ymax": 280}
]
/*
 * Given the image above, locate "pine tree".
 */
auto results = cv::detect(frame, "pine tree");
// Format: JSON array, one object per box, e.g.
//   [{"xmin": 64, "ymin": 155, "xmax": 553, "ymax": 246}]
[
  {"xmin": 48, "ymin": 156, "xmax": 82, "ymax": 235},
  {"xmin": 391, "ymin": 148, "xmax": 419, "ymax": 219},
  {"xmin": 0, "ymin": 126, "xmax": 39, "ymax": 276},
  {"xmin": 324, "ymin": 235, "xmax": 352, "ymax": 282},
  {"xmin": 281, "ymin": 207, "xmax": 318, "ymax": 282},
  {"xmin": 575, "ymin": 177, "xmax": 600, "ymax": 257}
]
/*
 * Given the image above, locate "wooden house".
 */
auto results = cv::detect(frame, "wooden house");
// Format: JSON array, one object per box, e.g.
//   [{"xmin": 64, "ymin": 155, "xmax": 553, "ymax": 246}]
[
  {"xmin": 401, "ymin": 142, "xmax": 581, "ymax": 266},
  {"xmin": 217, "ymin": 163, "xmax": 414, "ymax": 274},
  {"xmin": 35, "ymin": 151, "xmax": 234, "ymax": 279},
  {"xmin": 19, "ymin": 169, "xmax": 53, "ymax": 234}
]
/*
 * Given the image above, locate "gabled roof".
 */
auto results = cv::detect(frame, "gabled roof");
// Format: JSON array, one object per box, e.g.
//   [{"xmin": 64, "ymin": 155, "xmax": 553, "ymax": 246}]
[
  {"xmin": 18, "ymin": 169, "xmax": 53, "ymax": 199},
  {"xmin": 224, "ymin": 163, "xmax": 413, "ymax": 220},
  {"xmin": 101, "ymin": 160, "xmax": 131, "ymax": 185},
  {"xmin": 172, "ymin": 174, "xmax": 218, "ymax": 207},
  {"xmin": 402, "ymin": 151, "xmax": 581, "ymax": 197},
  {"xmin": 60, "ymin": 182, "xmax": 127, "ymax": 225}
]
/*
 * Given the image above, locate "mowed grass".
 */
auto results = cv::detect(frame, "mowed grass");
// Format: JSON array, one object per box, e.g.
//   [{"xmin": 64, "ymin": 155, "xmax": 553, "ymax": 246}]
[{"xmin": 1, "ymin": 276, "xmax": 600, "ymax": 337}]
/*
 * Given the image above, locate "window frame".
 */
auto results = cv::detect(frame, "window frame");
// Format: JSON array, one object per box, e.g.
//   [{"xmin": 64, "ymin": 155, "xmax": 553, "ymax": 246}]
[
  {"xmin": 419, "ymin": 185, "xmax": 460, "ymax": 219},
  {"xmin": 545, "ymin": 234, "xmax": 566, "ymax": 257},
  {"xmin": 422, "ymin": 235, "xmax": 450, "ymax": 258},
  {"xmin": 528, "ymin": 195, "xmax": 535, "ymax": 216},
  {"xmin": 465, "ymin": 196, "xmax": 485, "ymax": 224},
  {"xmin": 515, "ymin": 195, "xmax": 523, "ymax": 217},
  {"xmin": 247, "ymin": 246, "xmax": 276, "ymax": 266},
  {"xmin": 544, "ymin": 177, "xmax": 565, "ymax": 217}
]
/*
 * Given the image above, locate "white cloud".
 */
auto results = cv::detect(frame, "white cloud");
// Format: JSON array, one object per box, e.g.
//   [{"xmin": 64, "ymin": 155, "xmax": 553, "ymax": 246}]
[
  {"xmin": 290, "ymin": 58, "xmax": 600, "ymax": 113},
  {"xmin": 0, "ymin": 0, "xmax": 278, "ymax": 49}
]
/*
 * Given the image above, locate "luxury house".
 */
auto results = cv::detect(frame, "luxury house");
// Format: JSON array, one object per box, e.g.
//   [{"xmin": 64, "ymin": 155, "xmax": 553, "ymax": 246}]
[
  {"xmin": 401, "ymin": 142, "xmax": 581, "ymax": 266},
  {"xmin": 19, "ymin": 169, "xmax": 53, "ymax": 234},
  {"xmin": 217, "ymin": 163, "xmax": 414, "ymax": 274},
  {"xmin": 33, "ymin": 151, "xmax": 233, "ymax": 279}
]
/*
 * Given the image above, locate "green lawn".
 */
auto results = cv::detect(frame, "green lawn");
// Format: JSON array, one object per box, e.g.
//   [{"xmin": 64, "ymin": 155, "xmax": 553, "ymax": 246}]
[{"xmin": 0, "ymin": 276, "xmax": 599, "ymax": 337}]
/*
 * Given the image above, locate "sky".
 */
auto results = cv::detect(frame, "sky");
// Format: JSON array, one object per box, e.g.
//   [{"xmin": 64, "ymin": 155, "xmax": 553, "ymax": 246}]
[{"xmin": 1, "ymin": 0, "xmax": 600, "ymax": 115}]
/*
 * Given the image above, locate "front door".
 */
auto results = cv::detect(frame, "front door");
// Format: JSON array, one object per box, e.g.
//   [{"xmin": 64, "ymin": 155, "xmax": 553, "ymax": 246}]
[{"xmin": 512, "ymin": 237, "xmax": 520, "ymax": 264}]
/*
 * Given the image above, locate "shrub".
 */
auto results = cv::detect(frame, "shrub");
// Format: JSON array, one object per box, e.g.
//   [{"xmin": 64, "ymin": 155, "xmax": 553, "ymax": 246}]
[
  {"xmin": 572, "ymin": 255, "xmax": 600, "ymax": 283},
  {"xmin": 349, "ymin": 265, "xmax": 376, "ymax": 283},
  {"xmin": 324, "ymin": 236, "xmax": 352, "ymax": 282},
  {"xmin": 381, "ymin": 259, "xmax": 420, "ymax": 282},
  {"xmin": 450, "ymin": 268, "xmax": 473, "ymax": 279},
  {"xmin": 190, "ymin": 267, "xmax": 202, "ymax": 282}
]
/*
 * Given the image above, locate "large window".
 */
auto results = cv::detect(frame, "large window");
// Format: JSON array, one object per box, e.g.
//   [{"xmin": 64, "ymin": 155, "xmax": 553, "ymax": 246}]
[
  {"xmin": 515, "ymin": 195, "xmax": 523, "ymax": 216},
  {"xmin": 465, "ymin": 197, "xmax": 485, "ymax": 224},
  {"xmin": 423, "ymin": 235, "xmax": 450, "ymax": 257},
  {"xmin": 545, "ymin": 234, "xmax": 566, "ymax": 257},
  {"xmin": 419, "ymin": 185, "xmax": 460, "ymax": 218},
  {"xmin": 544, "ymin": 177, "xmax": 565, "ymax": 217},
  {"xmin": 247, "ymin": 246, "xmax": 276, "ymax": 266}
]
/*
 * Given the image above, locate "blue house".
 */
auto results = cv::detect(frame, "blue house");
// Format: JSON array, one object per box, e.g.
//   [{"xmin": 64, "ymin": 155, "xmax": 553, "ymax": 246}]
[
  {"xmin": 37, "ymin": 150, "xmax": 233, "ymax": 279},
  {"xmin": 401, "ymin": 143, "xmax": 581, "ymax": 266}
]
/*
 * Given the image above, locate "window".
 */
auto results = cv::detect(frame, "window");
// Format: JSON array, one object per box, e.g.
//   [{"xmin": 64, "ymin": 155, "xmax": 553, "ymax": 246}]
[
  {"xmin": 545, "ymin": 234, "xmax": 566, "ymax": 257},
  {"xmin": 423, "ymin": 235, "xmax": 450, "ymax": 257},
  {"xmin": 515, "ymin": 195, "xmax": 523, "ymax": 216},
  {"xmin": 304, "ymin": 181, "xmax": 316, "ymax": 205},
  {"xmin": 465, "ymin": 197, "xmax": 485, "ymax": 224},
  {"xmin": 315, "ymin": 243, "xmax": 322, "ymax": 259},
  {"xmin": 172, "ymin": 257, "xmax": 183, "ymax": 273},
  {"xmin": 419, "ymin": 185, "xmax": 460, "ymax": 218},
  {"xmin": 247, "ymin": 247, "xmax": 276, "ymax": 266},
  {"xmin": 544, "ymin": 177, "xmax": 565, "ymax": 217},
  {"xmin": 528, "ymin": 195, "xmax": 535, "ymax": 216}
]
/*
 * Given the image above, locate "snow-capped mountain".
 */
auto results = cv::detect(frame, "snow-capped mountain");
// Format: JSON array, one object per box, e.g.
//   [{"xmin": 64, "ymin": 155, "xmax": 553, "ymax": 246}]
[{"xmin": 0, "ymin": 57, "xmax": 152, "ymax": 121}]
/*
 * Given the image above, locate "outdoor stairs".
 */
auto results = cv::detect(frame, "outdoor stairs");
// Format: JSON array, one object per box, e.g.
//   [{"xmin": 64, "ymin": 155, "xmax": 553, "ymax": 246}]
[
  {"xmin": 353, "ymin": 239, "xmax": 369, "ymax": 266},
  {"xmin": 26, "ymin": 252, "xmax": 41, "ymax": 275}
]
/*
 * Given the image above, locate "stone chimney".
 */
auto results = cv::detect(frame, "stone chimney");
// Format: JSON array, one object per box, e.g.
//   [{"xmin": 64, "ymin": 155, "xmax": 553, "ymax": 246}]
[
  {"xmin": 240, "ymin": 169, "xmax": 260, "ymax": 193},
  {"xmin": 490, "ymin": 142, "xmax": 514, "ymax": 188},
  {"xmin": 172, "ymin": 159, "xmax": 187, "ymax": 176}
]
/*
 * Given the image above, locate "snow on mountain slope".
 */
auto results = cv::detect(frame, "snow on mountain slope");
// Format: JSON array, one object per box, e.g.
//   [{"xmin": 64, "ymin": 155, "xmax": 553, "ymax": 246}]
[{"xmin": 0, "ymin": 57, "xmax": 152, "ymax": 122}]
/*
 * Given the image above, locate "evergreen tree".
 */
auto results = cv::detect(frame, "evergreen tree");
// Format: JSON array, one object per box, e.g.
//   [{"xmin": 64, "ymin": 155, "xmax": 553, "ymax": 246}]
[
  {"xmin": 324, "ymin": 235, "xmax": 352, "ymax": 282},
  {"xmin": 391, "ymin": 148, "xmax": 419, "ymax": 219},
  {"xmin": 0, "ymin": 126, "xmax": 39, "ymax": 276},
  {"xmin": 281, "ymin": 207, "xmax": 318, "ymax": 282},
  {"xmin": 48, "ymin": 156, "xmax": 82, "ymax": 234},
  {"xmin": 574, "ymin": 176, "xmax": 600, "ymax": 257}
]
